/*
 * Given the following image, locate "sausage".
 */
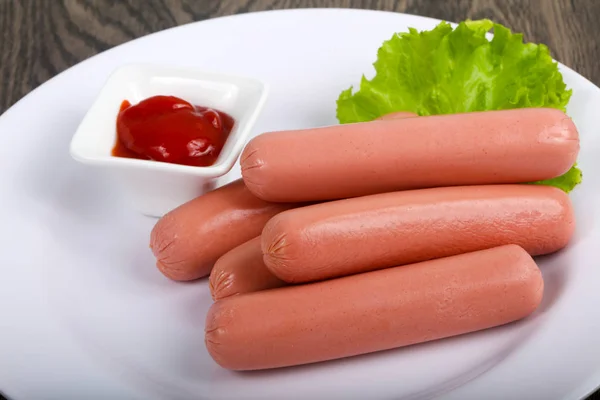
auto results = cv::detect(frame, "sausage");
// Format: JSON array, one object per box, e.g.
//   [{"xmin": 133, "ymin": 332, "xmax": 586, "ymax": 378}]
[
  {"xmin": 205, "ymin": 244, "xmax": 543, "ymax": 370},
  {"xmin": 241, "ymin": 108, "xmax": 579, "ymax": 202},
  {"xmin": 209, "ymin": 237, "xmax": 286, "ymax": 301},
  {"xmin": 150, "ymin": 179, "xmax": 298, "ymax": 281},
  {"xmin": 262, "ymin": 184, "xmax": 573, "ymax": 283}
]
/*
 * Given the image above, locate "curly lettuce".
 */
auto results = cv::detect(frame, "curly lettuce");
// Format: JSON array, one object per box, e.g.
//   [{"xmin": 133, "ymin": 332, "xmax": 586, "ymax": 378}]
[{"xmin": 336, "ymin": 19, "xmax": 581, "ymax": 192}]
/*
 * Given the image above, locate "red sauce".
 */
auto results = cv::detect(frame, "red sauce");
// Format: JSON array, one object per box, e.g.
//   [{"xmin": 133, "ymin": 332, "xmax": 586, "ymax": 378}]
[{"xmin": 112, "ymin": 95, "xmax": 234, "ymax": 167}]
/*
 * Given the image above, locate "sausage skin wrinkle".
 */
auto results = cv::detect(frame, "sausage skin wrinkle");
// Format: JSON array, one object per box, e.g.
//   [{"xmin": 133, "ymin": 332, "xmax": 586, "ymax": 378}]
[
  {"xmin": 150, "ymin": 179, "xmax": 297, "ymax": 281},
  {"xmin": 241, "ymin": 108, "xmax": 579, "ymax": 202},
  {"xmin": 209, "ymin": 237, "xmax": 286, "ymax": 301},
  {"xmin": 262, "ymin": 184, "xmax": 574, "ymax": 283},
  {"xmin": 205, "ymin": 245, "xmax": 543, "ymax": 371}
]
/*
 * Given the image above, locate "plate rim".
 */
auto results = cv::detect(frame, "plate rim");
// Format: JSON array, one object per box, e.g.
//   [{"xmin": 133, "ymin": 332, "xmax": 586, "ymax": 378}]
[{"xmin": 1, "ymin": 8, "xmax": 599, "ymax": 400}]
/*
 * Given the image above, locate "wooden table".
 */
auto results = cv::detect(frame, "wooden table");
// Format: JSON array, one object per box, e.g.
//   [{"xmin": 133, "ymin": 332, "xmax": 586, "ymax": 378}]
[
  {"xmin": 0, "ymin": 1, "xmax": 599, "ymax": 399},
  {"xmin": 1, "ymin": 0, "xmax": 599, "ymax": 114}
]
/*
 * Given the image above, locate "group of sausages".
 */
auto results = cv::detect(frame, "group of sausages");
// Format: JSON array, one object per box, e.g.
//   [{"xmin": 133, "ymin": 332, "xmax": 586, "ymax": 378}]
[{"xmin": 149, "ymin": 107, "xmax": 579, "ymax": 371}]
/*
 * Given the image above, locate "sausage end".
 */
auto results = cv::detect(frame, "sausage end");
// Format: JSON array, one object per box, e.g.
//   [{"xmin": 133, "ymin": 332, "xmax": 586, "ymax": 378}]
[
  {"xmin": 554, "ymin": 188, "xmax": 576, "ymax": 252},
  {"xmin": 511, "ymin": 245, "xmax": 545, "ymax": 318},
  {"xmin": 150, "ymin": 214, "xmax": 185, "ymax": 280},
  {"xmin": 533, "ymin": 187, "xmax": 576, "ymax": 255},
  {"xmin": 261, "ymin": 214, "xmax": 303, "ymax": 283},
  {"xmin": 209, "ymin": 262, "xmax": 235, "ymax": 301},
  {"xmin": 150, "ymin": 213, "xmax": 211, "ymax": 281},
  {"xmin": 205, "ymin": 300, "xmax": 242, "ymax": 370},
  {"xmin": 240, "ymin": 137, "xmax": 270, "ymax": 201},
  {"xmin": 538, "ymin": 110, "xmax": 580, "ymax": 177}
]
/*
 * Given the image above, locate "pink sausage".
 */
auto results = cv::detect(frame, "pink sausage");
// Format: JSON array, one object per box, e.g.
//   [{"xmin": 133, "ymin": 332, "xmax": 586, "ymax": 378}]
[
  {"xmin": 262, "ymin": 184, "xmax": 574, "ymax": 283},
  {"xmin": 241, "ymin": 108, "xmax": 579, "ymax": 202},
  {"xmin": 209, "ymin": 237, "xmax": 286, "ymax": 301},
  {"xmin": 150, "ymin": 179, "xmax": 298, "ymax": 281},
  {"xmin": 205, "ymin": 245, "xmax": 543, "ymax": 370}
]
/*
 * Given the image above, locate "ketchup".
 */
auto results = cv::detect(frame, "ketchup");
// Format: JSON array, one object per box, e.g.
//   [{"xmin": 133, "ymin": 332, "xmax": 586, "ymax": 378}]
[{"xmin": 112, "ymin": 95, "xmax": 234, "ymax": 167}]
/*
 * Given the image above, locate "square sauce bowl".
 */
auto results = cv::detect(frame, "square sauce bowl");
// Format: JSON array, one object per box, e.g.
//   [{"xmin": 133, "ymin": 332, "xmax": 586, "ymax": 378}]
[{"xmin": 69, "ymin": 63, "xmax": 268, "ymax": 217}]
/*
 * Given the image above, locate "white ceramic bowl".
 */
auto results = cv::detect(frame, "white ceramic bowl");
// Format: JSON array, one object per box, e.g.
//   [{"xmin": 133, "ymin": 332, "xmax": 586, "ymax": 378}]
[{"xmin": 69, "ymin": 63, "xmax": 268, "ymax": 217}]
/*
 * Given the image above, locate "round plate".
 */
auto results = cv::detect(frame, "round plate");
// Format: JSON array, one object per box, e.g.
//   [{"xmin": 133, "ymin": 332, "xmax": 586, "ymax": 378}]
[{"xmin": 1, "ymin": 9, "xmax": 599, "ymax": 400}]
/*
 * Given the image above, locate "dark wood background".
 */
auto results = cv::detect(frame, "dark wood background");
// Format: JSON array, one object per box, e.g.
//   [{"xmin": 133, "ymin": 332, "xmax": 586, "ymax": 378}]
[
  {"xmin": 1, "ymin": 0, "xmax": 599, "ymax": 399},
  {"xmin": 1, "ymin": 0, "xmax": 600, "ymax": 115}
]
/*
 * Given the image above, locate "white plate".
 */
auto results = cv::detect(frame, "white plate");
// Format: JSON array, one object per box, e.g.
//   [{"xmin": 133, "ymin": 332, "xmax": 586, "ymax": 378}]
[{"xmin": 1, "ymin": 8, "xmax": 599, "ymax": 400}]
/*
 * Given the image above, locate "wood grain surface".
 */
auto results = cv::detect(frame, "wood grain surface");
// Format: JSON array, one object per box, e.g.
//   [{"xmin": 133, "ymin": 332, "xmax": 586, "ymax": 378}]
[
  {"xmin": 0, "ymin": 0, "xmax": 599, "ymax": 115},
  {"xmin": 1, "ymin": 1, "xmax": 599, "ymax": 399}
]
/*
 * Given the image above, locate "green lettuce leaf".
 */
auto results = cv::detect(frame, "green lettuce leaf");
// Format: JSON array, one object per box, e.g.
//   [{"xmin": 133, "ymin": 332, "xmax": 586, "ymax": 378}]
[
  {"xmin": 336, "ymin": 19, "xmax": 580, "ymax": 192},
  {"xmin": 531, "ymin": 163, "xmax": 582, "ymax": 192}
]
